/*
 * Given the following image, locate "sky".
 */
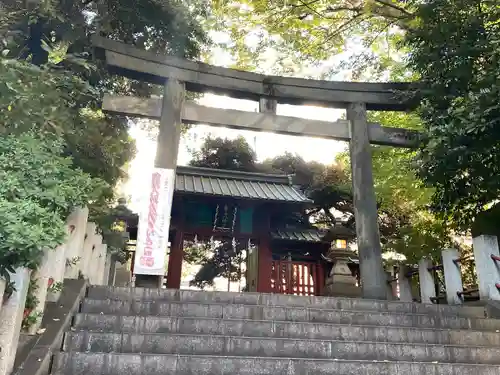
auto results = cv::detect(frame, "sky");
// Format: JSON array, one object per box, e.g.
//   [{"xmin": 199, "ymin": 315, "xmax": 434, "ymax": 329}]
[{"xmin": 125, "ymin": 96, "xmax": 348, "ymax": 212}]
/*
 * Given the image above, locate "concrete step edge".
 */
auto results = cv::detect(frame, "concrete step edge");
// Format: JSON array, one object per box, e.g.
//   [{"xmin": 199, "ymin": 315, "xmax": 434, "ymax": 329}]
[
  {"xmin": 81, "ymin": 298, "xmax": 492, "ymax": 321},
  {"xmin": 73, "ymin": 313, "xmax": 500, "ymax": 335},
  {"xmin": 63, "ymin": 330, "xmax": 500, "ymax": 349},
  {"xmin": 86, "ymin": 286, "xmax": 486, "ymax": 316},
  {"xmin": 53, "ymin": 351, "xmax": 500, "ymax": 368}
]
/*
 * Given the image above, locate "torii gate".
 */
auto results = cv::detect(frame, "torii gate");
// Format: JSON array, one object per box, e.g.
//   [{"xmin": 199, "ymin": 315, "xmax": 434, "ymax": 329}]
[{"xmin": 92, "ymin": 36, "xmax": 419, "ymax": 300}]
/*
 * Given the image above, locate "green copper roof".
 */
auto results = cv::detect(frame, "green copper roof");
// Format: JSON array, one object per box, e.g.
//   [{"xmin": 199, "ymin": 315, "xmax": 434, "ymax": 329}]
[
  {"xmin": 270, "ymin": 229, "xmax": 327, "ymax": 243},
  {"xmin": 175, "ymin": 166, "xmax": 311, "ymax": 203}
]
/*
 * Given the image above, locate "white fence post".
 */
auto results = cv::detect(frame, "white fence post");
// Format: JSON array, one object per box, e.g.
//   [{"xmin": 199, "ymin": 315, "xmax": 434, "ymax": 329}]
[
  {"xmin": 442, "ymin": 248, "xmax": 463, "ymax": 305},
  {"xmin": 398, "ymin": 265, "xmax": 413, "ymax": 302},
  {"xmin": 0, "ymin": 268, "xmax": 30, "ymax": 375},
  {"xmin": 418, "ymin": 257, "xmax": 436, "ymax": 304},
  {"xmin": 88, "ymin": 234, "xmax": 103, "ymax": 284},
  {"xmin": 386, "ymin": 271, "xmax": 396, "ymax": 300},
  {"xmin": 0, "ymin": 279, "xmax": 5, "ymax": 315},
  {"xmin": 94, "ymin": 244, "xmax": 108, "ymax": 285},
  {"xmin": 64, "ymin": 207, "xmax": 89, "ymax": 279},
  {"xmin": 81, "ymin": 223, "xmax": 97, "ymax": 280},
  {"xmin": 46, "ymin": 243, "xmax": 66, "ymax": 302},
  {"xmin": 27, "ymin": 249, "xmax": 51, "ymax": 333},
  {"xmin": 473, "ymin": 235, "xmax": 500, "ymax": 301},
  {"xmin": 103, "ymin": 254, "xmax": 112, "ymax": 286}
]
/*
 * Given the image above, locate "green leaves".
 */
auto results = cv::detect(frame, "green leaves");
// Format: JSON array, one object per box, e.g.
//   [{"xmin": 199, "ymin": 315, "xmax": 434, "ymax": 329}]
[
  {"xmin": 211, "ymin": 0, "xmax": 416, "ymax": 76},
  {"xmin": 0, "ymin": 133, "xmax": 98, "ymax": 280},
  {"xmin": 0, "ymin": 0, "xmax": 209, "ymax": 278},
  {"xmin": 406, "ymin": 0, "xmax": 500, "ymax": 228},
  {"xmin": 189, "ymin": 136, "xmax": 258, "ymax": 171}
]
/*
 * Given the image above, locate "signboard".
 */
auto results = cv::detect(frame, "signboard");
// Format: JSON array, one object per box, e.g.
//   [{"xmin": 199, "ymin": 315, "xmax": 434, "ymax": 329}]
[{"xmin": 133, "ymin": 168, "xmax": 175, "ymax": 275}]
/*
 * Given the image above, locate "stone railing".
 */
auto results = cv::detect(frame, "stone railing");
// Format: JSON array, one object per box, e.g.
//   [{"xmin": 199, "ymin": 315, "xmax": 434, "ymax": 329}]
[
  {"xmin": 0, "ymin": 207, "xmax": 118, "ymax": 375},
  {"xmin": 388, "ymin": 235, "xmax": 500, "ymax": 305}
]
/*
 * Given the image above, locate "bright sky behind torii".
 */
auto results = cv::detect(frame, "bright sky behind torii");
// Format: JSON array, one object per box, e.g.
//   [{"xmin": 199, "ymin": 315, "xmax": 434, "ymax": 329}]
[{"xmin": 123, "ymin": 30, "xmax": 358, "ymax": 212}]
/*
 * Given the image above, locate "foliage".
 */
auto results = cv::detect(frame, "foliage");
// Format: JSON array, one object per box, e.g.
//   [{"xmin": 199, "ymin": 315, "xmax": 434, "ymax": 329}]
[
  {"xmin": 89, "ymin": 198, "xmax": 137, "ymax": 262},
  {"xmin": 406, "ymin": 0, "xmax": 500, "ymax": 229},
  {"xmin": 48, "ymin": 281, "xmax": 64, "ymax": 294},
  {"xmin": 22, "ymin": 311, "xmax": 42, "ymax": 331},
  {"xmin": 185, "ymin": 123, "xmax": 458, "ymax": 267},
  {"xmin": 206, "ymin": 0, "xmax": 459, "ymax": 262},
  {"xmin": 210, "ymin": 0, "xmax": 416, "ymax": 76},
  {"xmin": 189, "ymin": 136, "xmax": 258, "ymax": 171},
  {"xmin": 185, "ymin": 238, "xmax": 246, "ymax": 290},
  {"xmin": 337, "ymin": 110, "xmax": 459, "ymax": 262},
  {"xmin": 22, "ymin": 277, "xmax": 40, "ymax": 330},
  {"xmin": 0, "ymin": 58, "xmax": 135, "ymax": 203},
  {"xmin": 188, "ymin": 136, "xmax": 353, "ymax": 227},
  {"xmin": 0, "ymin": 60, "xmax": 105, "ymax": 277},
  {"xmin": 260, "ymin": 152, "xmax": 352, "ymax": 226},
  {"xmin": 1, "ymin": 0, "xmax": 209, "ymax": 263},
  {"xmin": 0, "ymin": 133, "xmax": 101, "ymax": 281}
]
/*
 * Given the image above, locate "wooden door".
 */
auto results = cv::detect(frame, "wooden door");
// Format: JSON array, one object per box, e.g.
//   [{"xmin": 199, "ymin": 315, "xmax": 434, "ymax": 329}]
[{"xmin": 270, "ymin": 260, "xmax": 323, "ymax": 296}]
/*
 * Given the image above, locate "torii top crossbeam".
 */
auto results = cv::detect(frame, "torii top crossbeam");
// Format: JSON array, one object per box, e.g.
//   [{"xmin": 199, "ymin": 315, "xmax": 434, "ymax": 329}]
[{"xmin": 92, "ymin": 36, "xmax": 416, "ymax": 112}]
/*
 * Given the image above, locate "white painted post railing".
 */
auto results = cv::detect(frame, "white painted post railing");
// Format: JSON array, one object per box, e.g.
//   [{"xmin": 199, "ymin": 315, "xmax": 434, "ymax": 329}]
[
  {"xmin": 397, "ymin": 265, "xmax": 413, "ymax": 302},
  {"xmin": 441, "ymin": 248, "xmax": 464, "ymax": 305},
  {"xmin": 46, "ymin": 243, "xmax": 66, "ymax": 302},
  {"xmin": 385, "ymin": 271, "xmax": 397, "ymax": 300},
  {"xmin": 103, "ymin": 254, "xmax": 113, "ymax": 286},
  {"xmin": 473, "ymin": 235, "xmax": 500, "ymax": 301},
  {"xmin": 0, "ymin": 268, "xmax": 30, "ymax": 375},
  {"xmin": 94, "ymin": 244, "xmax": 108, "ymax": 285},
  {"xmin": 418, "ymin": 257, "xmax": 436, "ymax": 304},
  {"xmin": 0, "ymin": 279, "xmax": 5, "ymax": 315},
  {"xmin": 27, "ymin": 249, "xmax": 51, "ymax": 334},
  {"xmin": 81, "ymin": 223, "xmax": 97, "ymax": 280},
  {"xmin": 0, "ymin": 207, "xmax": 112, "ymax": 375},
  {"xmin": 88, "ymin": 234, "xmax": 103, "ymax": 284},
  {"xmin": 64, "ymin": 207, "xmax": 89, "ymax": 279}
]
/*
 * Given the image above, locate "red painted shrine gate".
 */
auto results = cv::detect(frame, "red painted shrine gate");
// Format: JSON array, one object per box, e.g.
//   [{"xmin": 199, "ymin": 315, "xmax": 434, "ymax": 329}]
[
  {"xmin": 159, "ymin": 166, "xmax": 331, "ymax": 296},
  {"xmin": 125, "ymin": 166, "xmax": 359, "ymax": 295},
  {"xmin": 271, "ymin": 259, "xmax": 324, "ymax": 296}
]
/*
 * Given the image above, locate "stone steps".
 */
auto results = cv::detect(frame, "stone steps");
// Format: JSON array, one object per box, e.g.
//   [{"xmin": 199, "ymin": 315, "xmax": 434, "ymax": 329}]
[
  {"xmin": 87, "ymin": 286, "xmax": 487, "ymax": 318},
  {"xmin": 72, "ymin": 313, "xmax": 500, "ymax": 346},
  {"xmin": 50, "ymin": 287, "xmax": 500, "ymax": 375},
  {"xmin": 52, "ymin": 352, "xmax": 500, "ymax": 375},
  {"xmin": 81, "ymin": 298, "xmax": 500, "ymax": 331},
  {"xmin": 63, "ymin": 331, "xmax": 500, "ymax": 364}
]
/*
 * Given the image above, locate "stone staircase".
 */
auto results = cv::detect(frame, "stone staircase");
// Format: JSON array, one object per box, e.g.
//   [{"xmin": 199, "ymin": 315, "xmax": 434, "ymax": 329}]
[{"xmin": 52, "ymin": 286, "xmax": 500, "ymax": 375}]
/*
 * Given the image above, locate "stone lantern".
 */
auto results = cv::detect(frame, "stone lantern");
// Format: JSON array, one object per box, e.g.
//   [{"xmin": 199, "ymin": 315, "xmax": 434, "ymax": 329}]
[{"xmin": 322, "ymin": 225, "xmax": 360, "ymax": 297}]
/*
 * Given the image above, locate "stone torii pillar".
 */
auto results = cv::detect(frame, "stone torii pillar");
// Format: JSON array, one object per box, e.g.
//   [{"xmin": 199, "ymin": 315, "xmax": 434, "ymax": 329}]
[
  {"xmin": 136, "ymin": 78, "xmax": 185, "ymax": 289},
  {"xmin": 347, "ymin": 103, "xmax": 387, "ymax": 300}
]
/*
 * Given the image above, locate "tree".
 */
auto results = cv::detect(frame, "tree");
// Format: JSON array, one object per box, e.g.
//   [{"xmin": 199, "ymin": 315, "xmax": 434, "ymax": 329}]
[
  {"xmin": 1, "ymin": 0, "xmax": 209, "ymax": 255},
  {"xmin": 1, "ymin": 0, "xmax": 209, "ymax": 182},
  {"xmin": 406, "ymin": 0, "xmax": 500, "ymax": 228},
  {"xmin": 0, "ymin": 132, "xmax": 102, "ymax": 283},
  {"xmin": 260, "ymin": 152, "xmax": 353, "ymax": 227},
  {"xmin": 186, "ymin": 238, "xmax": 246, "ymax": 290},
  {"xmin": 189, "ymin": 136, "xmax": 258, "ymax": 171},
  {"xmin": 0, "ymin": 58, "xmax": 133, "ymax": 256},
  {"xmin": 210, "ymin": 0, "xmax": 416, "ymax": 76}
]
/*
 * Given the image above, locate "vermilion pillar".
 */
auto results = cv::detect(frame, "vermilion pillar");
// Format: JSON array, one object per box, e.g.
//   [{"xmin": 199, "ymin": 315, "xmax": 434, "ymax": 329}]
[
  {"xmin": 166, "ymin": 230, "xmax": 184, "ymax": 289},
  {"xmin": 257, "ymin": 237, "xmax": 273, "ymax": 293}
]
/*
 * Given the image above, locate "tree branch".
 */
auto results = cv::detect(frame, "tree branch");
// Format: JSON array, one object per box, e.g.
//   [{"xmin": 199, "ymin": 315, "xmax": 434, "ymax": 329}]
[
  {"xmin": 321, "ymin": 206, "xmax": 337, "ymax": 224},
  {"xmin": 372, "ymin": 0, "xmax": 414, "ymax": 19},
  {"xmin": 373, "ymin": 0, "xmax": 413, "ymax": 17}
]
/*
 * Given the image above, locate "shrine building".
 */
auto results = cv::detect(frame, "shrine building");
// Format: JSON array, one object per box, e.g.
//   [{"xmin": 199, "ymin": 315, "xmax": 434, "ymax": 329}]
[{"xmin": 127, "ymin": 165, "xmax": 358, "ymax": 296}]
